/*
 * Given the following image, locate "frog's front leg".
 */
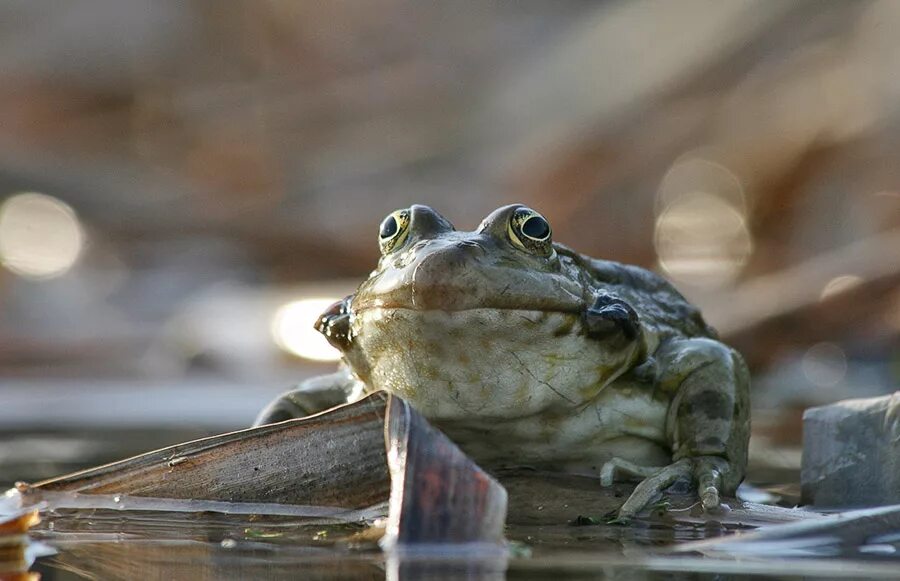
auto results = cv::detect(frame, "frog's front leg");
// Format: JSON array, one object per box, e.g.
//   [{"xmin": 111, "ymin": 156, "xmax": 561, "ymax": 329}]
[
  {"xmin": 255, "ymin": 294, "xmax": 364, "ymax": 426},
  {"xmin": 618, "ymin": 338, "xmax": 750, "ymax": 519},
  {"xmin": 254, "ymin": 365, "xmax": 364, "ymax": 426}
]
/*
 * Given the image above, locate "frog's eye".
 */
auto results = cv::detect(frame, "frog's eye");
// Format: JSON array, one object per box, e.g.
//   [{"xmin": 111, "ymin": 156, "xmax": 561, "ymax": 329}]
[
  {"xmin": 508, "ymin": 207, "xmax": 553, "ymax": 256},
  {"xmin": 378, "ymin": 209, "xmax": 411, "ymax": 254}
]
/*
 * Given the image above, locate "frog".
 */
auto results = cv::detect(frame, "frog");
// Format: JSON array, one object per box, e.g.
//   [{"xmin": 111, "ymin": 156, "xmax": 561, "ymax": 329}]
[{"xmin": 256, "ymin": 204, "xmax": 750, "ymax": 519}]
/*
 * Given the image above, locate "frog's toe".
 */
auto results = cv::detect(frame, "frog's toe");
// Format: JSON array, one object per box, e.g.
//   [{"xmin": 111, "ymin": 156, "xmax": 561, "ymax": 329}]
[
  {"xmin": 691, "ymin": 455, "xmax": 728, "ymax": 512},
  {"xmin": 617, "ymin": 458, "xmax": 692, "ymax": 519},
  {"xmin": 615, "ymin": 456, "xmax": 730, "ymax": 519},
  {"xmin": 599, "ymin": 457, "xmax": 661, "ymax": 488}
]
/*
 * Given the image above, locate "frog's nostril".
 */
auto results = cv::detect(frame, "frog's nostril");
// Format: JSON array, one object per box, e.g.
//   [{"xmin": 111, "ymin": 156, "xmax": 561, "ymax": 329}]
[
  {"xmin": 454, "ymin": 240, "xmax": 485, "ymax": 254},
  {"xmin": 412, "ymin": 242, "xmax": 480, "ymax": 281}
]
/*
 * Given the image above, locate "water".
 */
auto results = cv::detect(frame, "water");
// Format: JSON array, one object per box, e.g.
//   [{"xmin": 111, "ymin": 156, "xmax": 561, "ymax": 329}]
[
  {"xmin": 0, "ymin": 480, "xmax": 893, "ymax": 581},
  {"xmin": 19, "ymin": 506, "xmax": 899, "ymax": 580},
  {"xmin": 3, "ymin": 413, "xmax": 898, "ymax": 579}
]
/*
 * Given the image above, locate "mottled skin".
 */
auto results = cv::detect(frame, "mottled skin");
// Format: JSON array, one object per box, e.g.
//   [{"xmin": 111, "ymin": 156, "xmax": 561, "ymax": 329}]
[{"xmin": 256, "ymin": 204, "xmax": 750, "ymax": 518}]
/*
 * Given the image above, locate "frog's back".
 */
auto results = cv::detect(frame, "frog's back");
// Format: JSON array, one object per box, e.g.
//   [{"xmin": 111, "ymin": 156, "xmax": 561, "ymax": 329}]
[{"xmin": 557, "ymin": 245, "xmax": 717, "ymax": 341}]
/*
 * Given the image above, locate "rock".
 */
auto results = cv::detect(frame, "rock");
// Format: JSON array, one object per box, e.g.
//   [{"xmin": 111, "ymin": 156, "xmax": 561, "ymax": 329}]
[{"xmin": 801, "ymin": 392, "xmax": 900, "ymax": 507}]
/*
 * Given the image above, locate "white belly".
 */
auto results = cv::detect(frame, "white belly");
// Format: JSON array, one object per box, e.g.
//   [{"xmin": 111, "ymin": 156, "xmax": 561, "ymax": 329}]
[
  {"xmin": 435, "ymin": 381, "xmax": 672, "ymax": 474},
  {"xmin": 350, "ymin": 306, "xmax": 669, "ymax": 473}
]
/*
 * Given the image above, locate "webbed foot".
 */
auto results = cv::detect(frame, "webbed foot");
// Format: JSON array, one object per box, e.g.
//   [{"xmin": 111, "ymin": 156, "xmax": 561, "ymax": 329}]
[{"xmin": 615, "ymin": 455, "xmax": 728, "ymax": 520}]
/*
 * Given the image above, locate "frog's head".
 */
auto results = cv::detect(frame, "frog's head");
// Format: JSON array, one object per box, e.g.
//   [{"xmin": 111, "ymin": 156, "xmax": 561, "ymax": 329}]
[
  {"xmin": 356, "ymin": 204, "xmax": 583, "ymax": 313},
  {"xmin": 319, "ymin": 204, "xmax": 643, "ymax": 420}
]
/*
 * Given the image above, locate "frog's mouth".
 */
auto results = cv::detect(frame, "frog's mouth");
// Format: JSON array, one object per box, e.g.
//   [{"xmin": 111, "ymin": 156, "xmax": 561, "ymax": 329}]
[
  {"xmin": 351, "ymin": 282, "xmax": 586, "ymax": 315},
  {"xmin": 351, "ymin": 305, "xmax": 588, "ymax": 348}
]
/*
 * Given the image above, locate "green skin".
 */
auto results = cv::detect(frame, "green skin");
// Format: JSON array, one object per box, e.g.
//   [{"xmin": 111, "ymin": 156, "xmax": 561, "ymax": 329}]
[{"xmin": 256, "ymin": 204, "xmax": 750, "ymax": 518}]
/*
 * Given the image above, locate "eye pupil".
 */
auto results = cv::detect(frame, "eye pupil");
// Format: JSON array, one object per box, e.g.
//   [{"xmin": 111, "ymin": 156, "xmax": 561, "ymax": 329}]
[
  {"xmin": 522, "ymin": 216, "xmax": 550, "ymax": 240},
  {"xmin": 380, "ymin": 216, "xmax": 398, "ymax": 239}
]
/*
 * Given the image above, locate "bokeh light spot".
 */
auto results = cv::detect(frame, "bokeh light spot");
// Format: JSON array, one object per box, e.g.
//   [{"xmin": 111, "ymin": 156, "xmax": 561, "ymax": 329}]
[
  {"xmin": 0, "ymin": 192, "xmax": 84, "ymax": 279},
  {"xmin": 654, "ymin": 191, "xmax": 753, "ymax": 288},
  {"xmin": 802, "ymin": 342, "xmax": 847, "ymax": 387},
  {"xmin": 820, "ymin": 274, "xmax": 863, "ymax": 300},
  {"xmin": 271, "ymin": 298, "xmax": 342, "ymax": 362},
  {"xmin": 656, "ymin": 156, "xmax": 747, "ymax": 215}
]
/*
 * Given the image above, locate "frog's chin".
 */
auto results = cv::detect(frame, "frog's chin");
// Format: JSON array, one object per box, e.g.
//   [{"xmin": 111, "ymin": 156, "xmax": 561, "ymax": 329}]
[{"xmin": 348, "ymin": 307, "xmax": 635, "ymax": 421}]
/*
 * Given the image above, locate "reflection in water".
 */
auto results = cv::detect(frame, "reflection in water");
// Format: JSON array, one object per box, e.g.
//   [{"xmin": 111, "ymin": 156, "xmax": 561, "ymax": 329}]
[
  {"xmin": 0, "ymin": 508, "xmax": 48, "ymax": 581},
  {"xmin": 30, "ymin": 508, "xmax": 384, "ymax": 579},
  {"xmin": 23, "ymin": 507, "xmax": 706, "ymax": 580},
  {"xmin": 27, "ymin": 506, "xmax": 900, "ymax": 581},
  {"xmin": 40, "ymin": 540, "xmax": 385, "ymax": 580}
]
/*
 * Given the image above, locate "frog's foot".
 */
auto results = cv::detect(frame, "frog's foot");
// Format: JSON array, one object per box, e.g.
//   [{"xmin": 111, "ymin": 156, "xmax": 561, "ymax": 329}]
[
  {"xmin": 598, "ymin": 457, "xmax": 662, "ymax": 488},
  {"xmin": 616, "ymin": 456, "xmax": 727, "ymax": 520}
]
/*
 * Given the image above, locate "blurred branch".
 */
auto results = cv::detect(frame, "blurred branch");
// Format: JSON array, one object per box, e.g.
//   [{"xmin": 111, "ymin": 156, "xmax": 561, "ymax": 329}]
[{"xmin": 710, "ymin": 228, "xmax": 900, "ymax": 366}]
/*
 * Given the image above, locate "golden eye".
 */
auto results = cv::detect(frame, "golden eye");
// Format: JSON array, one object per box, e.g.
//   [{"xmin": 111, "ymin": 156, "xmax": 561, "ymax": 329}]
[
  {"xmin": 508, "ymin": 207, "xmax": 553, "ymax": 255},
  {"xmin": 378, "ymin": 209, "xmax": 411, "ymax": 254}
]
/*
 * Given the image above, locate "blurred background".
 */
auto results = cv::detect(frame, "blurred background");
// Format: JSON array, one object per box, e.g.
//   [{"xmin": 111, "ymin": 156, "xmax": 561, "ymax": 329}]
[{"xmin": 1, "ymin": 0, "xmax": 899, "ymax": 490}]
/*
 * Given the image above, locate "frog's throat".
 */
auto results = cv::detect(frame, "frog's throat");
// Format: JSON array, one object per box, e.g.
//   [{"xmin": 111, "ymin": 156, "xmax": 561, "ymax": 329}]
[{"xmin": 347, "ymin": 306, "xmax": 643, "ymax": 420}]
